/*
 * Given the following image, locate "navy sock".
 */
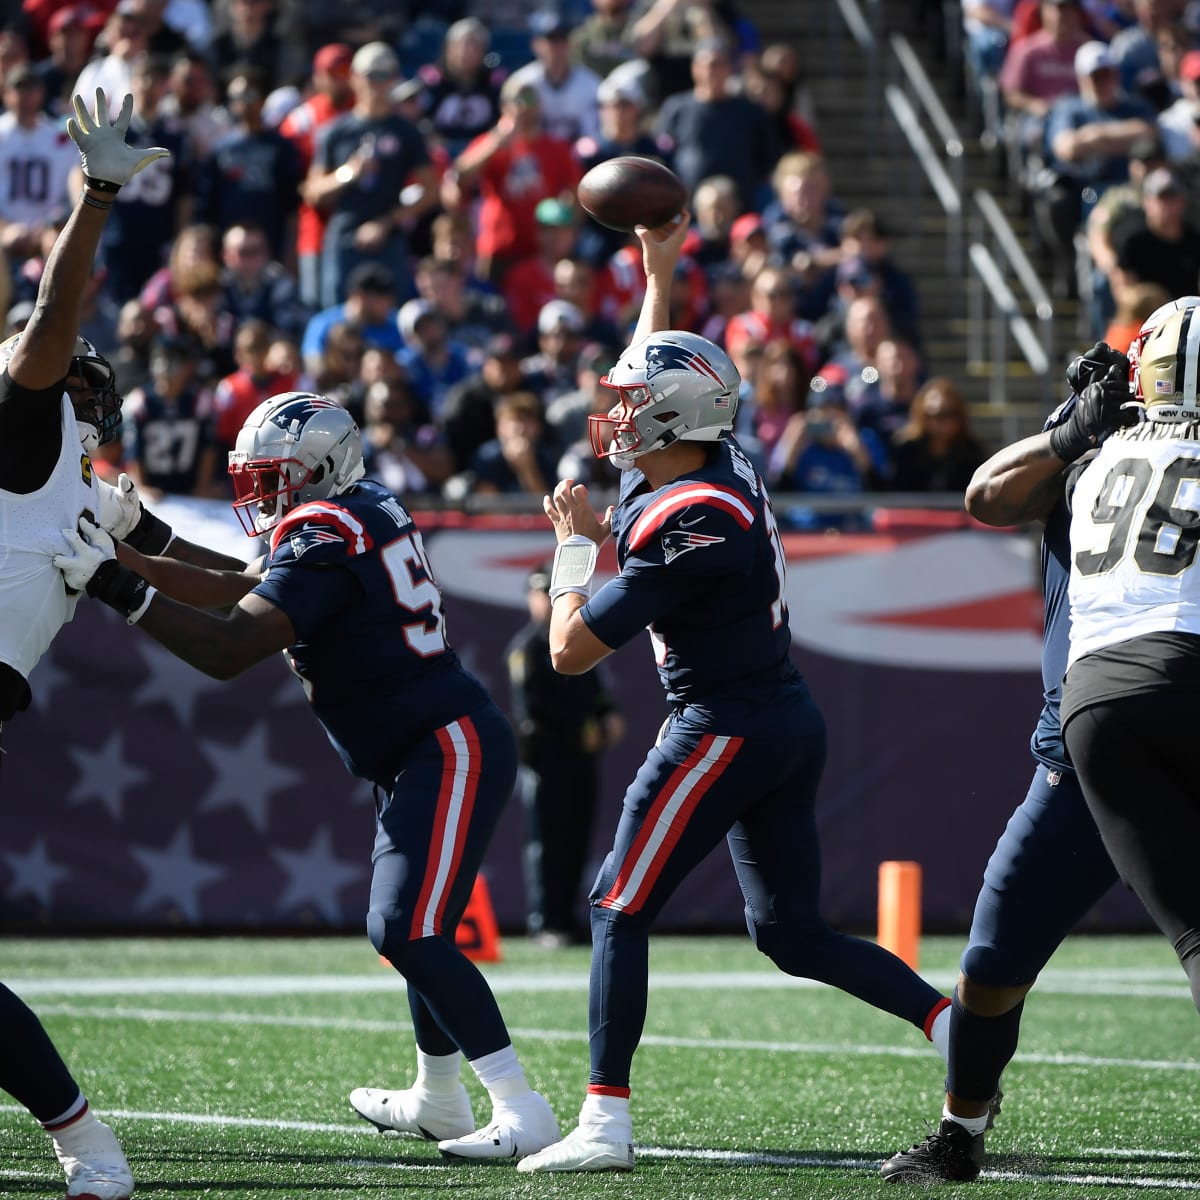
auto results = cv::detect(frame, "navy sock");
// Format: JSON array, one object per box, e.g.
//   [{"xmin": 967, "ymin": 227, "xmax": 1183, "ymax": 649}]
[
  {"xmin": 945, "ymin": 986, "xmax": 1024, "ymax": 1103},
  {"xmin": 0, "ymin": 984, "xmax": 81, "ymax": 1121}
]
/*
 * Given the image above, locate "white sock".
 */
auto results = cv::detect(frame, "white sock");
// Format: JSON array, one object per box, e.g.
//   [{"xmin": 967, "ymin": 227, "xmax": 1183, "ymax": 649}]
[
  {"xmin": 930, "ymin": 1005, "xmax": 951, "ymax": 1066},
  {"xmin": 41, "ymin": 1093, "xmax": 87, "ymax": 1132},
  {"xmin": 468, "ymin": 1044, "xmax": 529, "ymax": 1103},
  {"xmin": 942, "ymin": 1104, "xmax": 989, "ymax": 1136},
  {"xmin": 414, "ymin": 1049, "xmax": 461, "ymax": 1095},
  {"xmin": 580, "ymin": 1092, "xmax": 633, "ymax": 1143},
  {"xmin": 49, "ymin": 1107, "xmax": 100, "ymax": 1150}
]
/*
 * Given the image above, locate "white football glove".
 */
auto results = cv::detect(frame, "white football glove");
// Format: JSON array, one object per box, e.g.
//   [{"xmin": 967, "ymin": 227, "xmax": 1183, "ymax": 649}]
[
  {"xmin": 67, "ymin": 89, "xmax": 169, "ymax": 188},
  {"xmin": 95, "ymin": 472, "xmax": 142, "ymax": 541},
  {"xmin": 53, "ymin": 517, "xmax": 116, "ymax": 592}
]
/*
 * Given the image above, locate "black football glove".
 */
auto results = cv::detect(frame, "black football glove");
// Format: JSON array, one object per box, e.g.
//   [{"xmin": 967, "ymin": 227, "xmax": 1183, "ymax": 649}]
[
  {"xmin": 1049, "ymin": 360, "xmax": 1137, "ymax": 463},
  {"xmin": 1065, "ymin": 341, "xmax": 1129, "ymax": 398}
]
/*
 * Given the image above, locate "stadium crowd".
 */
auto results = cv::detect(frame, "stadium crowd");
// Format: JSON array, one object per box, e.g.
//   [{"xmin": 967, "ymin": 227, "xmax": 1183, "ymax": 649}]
[{"xmin": 0, "ymin": 0, "xmax": 986, "ymax": 521}]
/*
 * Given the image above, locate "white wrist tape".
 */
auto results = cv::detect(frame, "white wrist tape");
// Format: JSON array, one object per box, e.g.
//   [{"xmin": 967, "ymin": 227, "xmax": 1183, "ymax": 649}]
[{"xmin": 549, "ymin": 535, "xmax": 598, "ymax": 602}]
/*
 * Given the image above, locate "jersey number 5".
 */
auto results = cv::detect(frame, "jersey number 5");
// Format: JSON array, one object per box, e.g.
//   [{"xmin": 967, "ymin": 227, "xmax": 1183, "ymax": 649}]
[
  {"xmin": 381, "ymin": 533, "xmax": 449, "ymax": 656},
  {"xmin": 1075, "ymin": 455, "xmax": 1200, "ymax": 578}
]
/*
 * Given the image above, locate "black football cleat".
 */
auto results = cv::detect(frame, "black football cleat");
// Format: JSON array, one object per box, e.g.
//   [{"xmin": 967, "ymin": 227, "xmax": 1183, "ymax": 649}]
[{"xmin": 880, "ymin": 1118, "xmax": 985, "ymax": 1183}]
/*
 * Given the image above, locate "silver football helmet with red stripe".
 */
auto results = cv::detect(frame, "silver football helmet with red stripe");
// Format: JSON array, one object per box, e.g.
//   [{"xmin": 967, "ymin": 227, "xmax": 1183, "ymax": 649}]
[
  {"xmin": 229, "ymin": 391, "xmax": 365, "ymax": 536},
  {"xmin": 590, "ymin": 330, "xmax": 740, "ymax": 469}
]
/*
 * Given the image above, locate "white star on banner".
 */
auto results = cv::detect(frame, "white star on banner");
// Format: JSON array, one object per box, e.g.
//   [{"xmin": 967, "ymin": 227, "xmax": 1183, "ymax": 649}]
[
  {"xmin": 132, "ymin": 639, "xmax": 226, "ymax": 725},
  {"xmin": 3, "ymin": 838, "xmax": 71, "ymax": 907},
  {"xmin": 196, "ymin": 724, "xmax": 305, "ymax": 833},
  {"xmin": 67, "ymin": 731, "xmax": 150, "ymax": 820},
  {"xmin": 129, "ymin": 826, "xmax": 225, "ymax": 923},
  {"xmin": 272, "ymin": 827, "xmax": 365, "ymax": 922},
  {"xmin": 26, "ymin": 652, "xmax": 70, "ymax": 713}
]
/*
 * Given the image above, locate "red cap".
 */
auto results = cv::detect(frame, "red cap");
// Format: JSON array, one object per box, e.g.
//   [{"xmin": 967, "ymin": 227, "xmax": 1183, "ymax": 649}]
[
  {"xmin": 1182, "ymin": 50, "xmax": 1200, "ymax": 82},
  {"xmin": 313, "ymin": 43, "xmax": 353, "ymax": 78},
  {"xmin": 48, "ymin": 5, "xmax": 104, "ymax": 36},
  {"xmin": 730, "ymin": 213, "xmax": 765, "ymax": 244}
]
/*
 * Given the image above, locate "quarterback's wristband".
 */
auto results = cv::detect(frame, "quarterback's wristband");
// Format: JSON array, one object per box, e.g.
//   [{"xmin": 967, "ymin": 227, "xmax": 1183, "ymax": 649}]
[
  {"xmin": 123, "ymin": 506, "xmax": 174, "ymax": 555},
  {"xmin": 549, "ymin": 535, "xmax": 598, "ymax": 602},
  {"xmin": 82, "ymin": 174, "xmax": 121, "ymax": 194}
]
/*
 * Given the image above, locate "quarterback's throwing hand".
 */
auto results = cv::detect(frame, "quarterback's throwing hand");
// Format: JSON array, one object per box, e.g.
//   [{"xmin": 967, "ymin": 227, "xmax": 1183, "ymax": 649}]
[
  {"xmin": 67, "ymin": 88, "xmax": 169, "ymax": 187},
  {"xmin": 53, "ymin": 517, "xmax": 116, "ymax": 593},
  {"xmin": 543, "ymin": 479, "xmax": 613, "ymax": 547}
]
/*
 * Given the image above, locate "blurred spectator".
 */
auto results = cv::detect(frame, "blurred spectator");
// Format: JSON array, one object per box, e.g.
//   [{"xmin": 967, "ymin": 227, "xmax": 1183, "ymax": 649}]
[
  {"xmin": 121, "ymin": 332, "xmax": 220, "ymax": 497},
  {"xmin": 411, "ymin": 20, "xmax": 502, "ymax": 160},
  {"xmin": 628, "ymin": 0, "xmax": 744, "ymax": 104},
  {"xmin": 77, "ymin": 262, "xmax": 121, "ymax": 358},
  {"xmin": 768, "ymin": 374, "xmax": 890, "ymax": 496},
  {"xmin": 450, "ymin": 76, "xmax": 581, "ymax": 284},
  {"xmin": 111, "ymin": 297, "xmax": 156, "ymax": 394},
  {"xmin": 743, "ymin": 61, "xmax": 822, "ymax": 155},
  {"xmin": 552, "ymin": 256, "xmax": 623, "ymax": 345},
  {"xmin": 728, "ymin": 210, "xmax": 770, "ymax": 279},
  {"xmin": 208, "ymin": 0, "xmax": 304, "ymax": 92},
  {"xmin": 212, "ymin": 317, "xmax": 288, "ymax": 453},
  {"xmin": 287, "ymin": 0, "xmax": 406, "ymax": 60},
  {"xmin": 219, "ymin": 220, "xmax": 309, "ymax": 338},
  {"xmin": 508, "ymin": 10, "xmax": 601, "ymax": 143},
  {"xmin": 1108, "ymin": 166, "xmax": 1200, "ymax": 297},
  {"xmin": 839, "ymin": 208, "xmax": 921, "ymax": 347},
  {"xmin": 0, "ymin": 24, "xmax": 30, "ymax": 92},
  {"xmin": 998, "ymin": 0, "xmax": 1089, "ymax": 171},
  {"xmin": 761, "ymin": 151, "xmax": 843, "ymax": 320},
  {"xmin": 724, "ymin": 265, "xmax": 819, "ymax": 372},
  {"xmin": 4, "ymin": 297, "xmax": 31, "ymax": 337},
  {"xmin": 154, "ymin": 259, "xmax": 238, "ymax": 384},
  {"xmin": 741, "ymin": 339, "xmax": 808, "ymax": 467},
  {"xmin": 430, "ymin": 208, "xmax": 481, "ymax": 280},
  {"xmin": 574, "ymin": 71, "xmax": 660, "ymax": 262},
  {"xmin": 699, "ymin": 259, "xmax": 751, "ymax": 346},
  {"xmin": 1139, "ymin": 19, "xmax": 1191, "ymax": 113},
  {"xmin": 523, "ymin": 298, "xmax": 587, "ymax": 405},
  {"xmin": 413, "ymin": 254, "xmax": 512, "ymax": 357},
  {"xmin": 1104, "ymin": 277, "xmax": 1171, "ymax": 350},
  {"xmin": 504, "ymin": 196, "xmax": 581, "ymax": 335},
  {"xmin": 1110, "ymin": 0, "xmax": 1179, "ymax": 96},
  {"xmin": 301, "ymin": 260, "xmax": 403, "ymax": 375},
  {"xmin": 964, "ymin": 0, "xmax": 1018, "ymax": 78},
  {"xmin": 396, "ymin": 299, "xmax": 474, "ymax": 419},
  {"xmin": 139, "ymin": 220, "xmax": 219, "ymax": 311},
  {"xmin": 655, "ymin": 36, "xmax": 778, "ymax": 211},
  {"xmin": 75, "ymin": 1, "xmax": 151, "ymax": 117},
  {"xmin": 162, "ymin": 0, "xmax": 213, "ymax": 52},
  {"xmin": 160, "ymin": 49, "xmax": 230, "ymax": 159},
  {"xmin": 95, "ymin": 51, "xmax": 193, "ymax": 304},
  {"xmin": 137, "ymin": 0, "xmax": 187, "ymax": 58},
  {"xmin": 813, "ymin": 253, "xmax": 884, "ymax": 360},
  {"xmin": 441, "ymin": 332, "xmax": 540, "ymax": 473},
  {"xmin": 305, "ymin": 42, "xmax": 438, "ymax": 308},
  {"xmin": 570, "ymin": 0, "xmax": 641, "ymax": 80},
  {"xmin": 686, "ymin": 173, "xmax": 740, "ymax": 267},
  {"xmin": 361, "ymin": 373, "xmax": 454, "ymax": 496},
  {"xmin": 1036, "ymin": 40, "xmax": 1157, "ymax": 293},
  {"xmin": 827, "ymin": 294, "xmax": 895, "ymax": 430},
  {"xmin": 873, "ymin": 337, "xmax": 925, "ymax": 441},
  {"xmin": 196, "ymin": 65, "xmax": 304, "ymax": 261},
  {"xmin": 890, "ymin": 378, "xmax": 986, "ymax": 494},
  {"xmin": 279, "ymin": 42, "xmax": 355, "ymax": 310},
  {"xmin": 545, "ymin": 339, "xmax": 619, "ymax": 446},
  {"xmin": 1158, "ymin": 46, "xmax": 1200, "ymax": 158},
  {"xmin": 0, "ymin": 66, "xmax": 76, "ymax": 265},
  {"xmin": 311, "ymin": 319, "xmax": 365, "ymax": 407},
  {"xmin": 264, "ymin": 332, "xmax": 311, "ymax": 388},
  {"xmin": 35, "ymin": 5, "xmax": 105, "ymax": 117},
  {"xmin": 469, "ymin": 389, "xmax": 559, "ymax": 494}
]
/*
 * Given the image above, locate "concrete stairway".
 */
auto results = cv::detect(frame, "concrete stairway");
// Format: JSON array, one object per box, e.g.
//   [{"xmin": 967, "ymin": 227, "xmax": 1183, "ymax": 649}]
[{"xmin": 739, "ymin": 0, "xmax": 1087, "ymax": 448}]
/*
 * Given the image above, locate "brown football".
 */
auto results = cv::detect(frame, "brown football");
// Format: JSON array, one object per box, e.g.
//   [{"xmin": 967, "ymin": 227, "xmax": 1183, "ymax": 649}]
[{"xmin": 577, "ymin": 156, "xmax": 687, "ymax": 233}]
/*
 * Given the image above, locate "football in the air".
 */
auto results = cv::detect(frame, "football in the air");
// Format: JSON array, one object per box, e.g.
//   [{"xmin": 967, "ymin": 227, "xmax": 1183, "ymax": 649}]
[{"xmin": 577, "ymin": 156, "xmax": 687, "ymax": 233}]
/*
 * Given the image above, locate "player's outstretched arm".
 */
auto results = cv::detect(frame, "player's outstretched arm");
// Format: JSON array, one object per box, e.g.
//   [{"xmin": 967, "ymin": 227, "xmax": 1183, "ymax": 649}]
[
  {"xmin": 965, "ymin": 431, "xmax": 1067, "ymax": 527},
  {"xmin": 117, "ymin": 543, "xmax": 260, "ymax": 611},
  {"xmin": 630, "ymin": 208, "xmax": 690, "ymax": 345},
  {"xmin": 8, "ymin": 90, "xmax": 168, "ymax": 391}
]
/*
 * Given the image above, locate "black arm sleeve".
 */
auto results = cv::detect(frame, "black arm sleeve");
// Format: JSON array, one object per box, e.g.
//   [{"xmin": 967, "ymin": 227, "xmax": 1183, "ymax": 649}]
[{"xmin": 0, "ymin": 369, "xmax": 70, "ymax": 494}]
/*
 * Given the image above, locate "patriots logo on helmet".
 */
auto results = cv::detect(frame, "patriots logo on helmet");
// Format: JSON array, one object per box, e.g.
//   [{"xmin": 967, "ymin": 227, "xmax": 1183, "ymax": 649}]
[
  {"xmin": 645, "ymin": 342, "xmax": 724, "ymax": 384},
  {"xmin": 661, "ymin": 529, "xmax": 725, "ymax": 563},
  {"xmin": 290, "ymin": 527, "xmax": 345, "ymax": 557}
]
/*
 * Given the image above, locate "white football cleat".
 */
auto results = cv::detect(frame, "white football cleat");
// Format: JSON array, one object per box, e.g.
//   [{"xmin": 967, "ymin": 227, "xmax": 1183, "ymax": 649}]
[
  {"xmin": 349, "ymin": 1085, "xmax": 474, "ymax": 1141},
  {"xmin": 437, "ymin": 1091, "xmax": 560, "ymax": 1161},
  {"xmin": 53, "ymin": 1116, "xmax": 134, "ymax": 1200},
  {"xmin": 515, "ymin": 1125, "xmax": 635, "ymax": 1173}
]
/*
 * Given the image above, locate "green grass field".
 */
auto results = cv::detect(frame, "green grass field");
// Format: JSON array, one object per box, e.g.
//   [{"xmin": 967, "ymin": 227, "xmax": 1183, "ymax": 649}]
[{"xmin": 3, "ymin": 934, "xmax": 1198, "ymax": 1198}]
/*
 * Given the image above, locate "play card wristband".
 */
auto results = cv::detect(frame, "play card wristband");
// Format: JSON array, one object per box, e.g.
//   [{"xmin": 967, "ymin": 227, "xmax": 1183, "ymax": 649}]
[{"xmin": 549, "ymin": 535, "xmax": 598, "ymax": 602}]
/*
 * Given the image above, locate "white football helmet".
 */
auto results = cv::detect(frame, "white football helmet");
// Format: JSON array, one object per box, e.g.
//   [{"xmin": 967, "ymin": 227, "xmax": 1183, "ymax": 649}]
[
  {"xmin": 229, "ymin": 392, "xmax": 365, "ymax": 535},
  {"xmin": 1129, "ymin": 294, "xmax": 1200, "ymax": 405},
  {"xmin": 0, "ymin": 331, "xmax": 121, "ymax": 452},
  {"xmin": 1131, "ymin": 305, "xmax": 1200, "ymax": 423},
  {"xmin": 589, "ymin": 330, "xmax": 739, "ymax": 468}
]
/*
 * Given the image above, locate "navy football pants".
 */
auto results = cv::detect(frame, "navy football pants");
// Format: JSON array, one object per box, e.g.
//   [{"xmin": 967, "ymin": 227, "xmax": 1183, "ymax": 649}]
[
  {"xmin": 366, "ymin": 701, "xmax": 518, "ymax": 1061},
  {"xmin": 585, "ymin": 678, "xmax": 946, "ymax": 1092}
]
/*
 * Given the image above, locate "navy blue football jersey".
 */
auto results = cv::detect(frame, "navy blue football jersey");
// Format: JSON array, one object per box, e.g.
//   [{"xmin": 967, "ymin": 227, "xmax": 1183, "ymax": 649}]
[
  {"xmin": 1030, "ymin": 396, "xmax": 1074, "ymax": 770},
  {"xmin": 252, "ymin": 480, "xmax": 489, "ymax": 782},
  {"xmin": 582, "ymin": 438, "xmax": 795, "ymax": 704}
]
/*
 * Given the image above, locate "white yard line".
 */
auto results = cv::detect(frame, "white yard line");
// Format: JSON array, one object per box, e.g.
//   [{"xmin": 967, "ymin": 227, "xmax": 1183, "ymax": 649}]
[{"xmin": 23, "ymin": 1001, "xmax": 1200, "ymax": 1074}]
